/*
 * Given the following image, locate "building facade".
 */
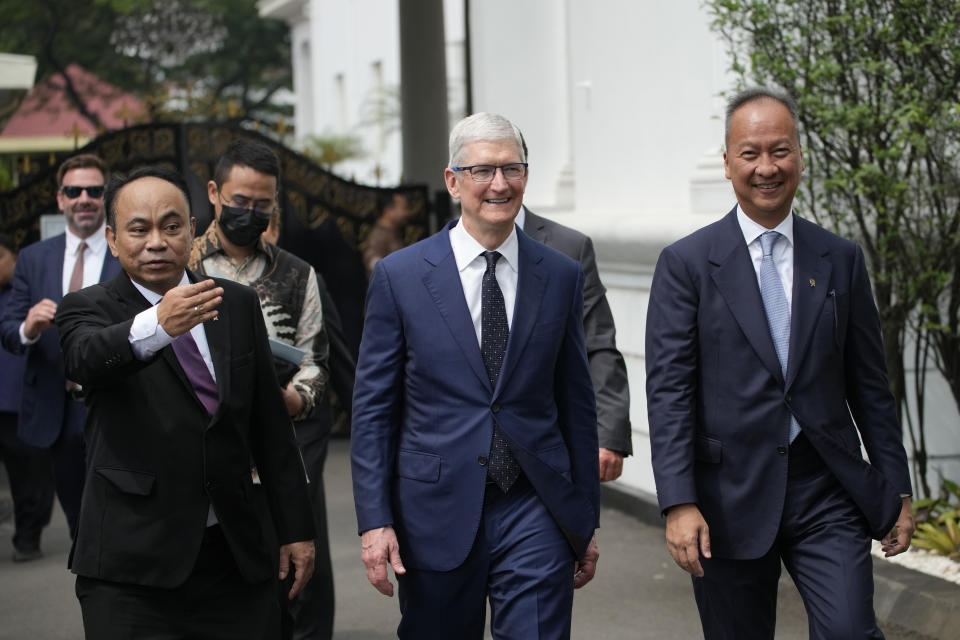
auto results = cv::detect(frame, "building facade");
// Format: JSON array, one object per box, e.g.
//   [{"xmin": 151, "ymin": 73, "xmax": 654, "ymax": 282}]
[{"xmin": 259, "ymin": 0, "xmax": 960, "ymax": 500}]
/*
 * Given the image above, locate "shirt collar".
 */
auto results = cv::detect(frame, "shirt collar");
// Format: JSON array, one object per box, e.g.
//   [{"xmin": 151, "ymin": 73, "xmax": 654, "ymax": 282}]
[
  {"xmin": 449, "ymin": 218, "xmax": 519, "ymax": 275},
  {"xmin": 65, "ymin": 222, "xmax": 107, "ymax": 255},
  {"xmin": 736, "ymin": 205, "xmax": 795, "ymax": 248},
  {"xmin": 515, "ymin": 205, "xmax": 527, "ymax": 231},
  {"xmin": 130, "ymin": 271, "xmax": 190, "ymax": 306}
]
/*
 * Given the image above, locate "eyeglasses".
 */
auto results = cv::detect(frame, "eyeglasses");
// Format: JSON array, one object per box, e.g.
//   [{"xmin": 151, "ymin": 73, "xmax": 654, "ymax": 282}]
[
  {"xmin": 218, "ymin": 191, "xmax": 277, "ymax": 215},
  {"xmin": 451, "ymin": 163, "xmax": 528, "ymax": 183},
  {"xmin": 60, "ymin": 185, "xmax": 105, "ymax": 199}
]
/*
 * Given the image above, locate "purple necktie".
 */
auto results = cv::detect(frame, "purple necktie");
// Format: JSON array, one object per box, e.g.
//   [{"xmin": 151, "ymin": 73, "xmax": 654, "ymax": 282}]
[{"xmin": 171, "ymin": 330, "xmax": 219, "ymax": 416}]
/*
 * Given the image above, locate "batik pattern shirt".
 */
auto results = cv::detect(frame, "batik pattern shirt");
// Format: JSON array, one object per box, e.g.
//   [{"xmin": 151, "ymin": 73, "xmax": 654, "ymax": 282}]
[{"xmin": 189, "ymin": 222, "xmax": 329, "ymax": 421}]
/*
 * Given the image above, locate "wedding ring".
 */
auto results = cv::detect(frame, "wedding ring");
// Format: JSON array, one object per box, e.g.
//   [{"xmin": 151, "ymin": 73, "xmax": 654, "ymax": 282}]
[{"xmin": 194, "ymin": 305, "xmax": 199, "ymax": 313}]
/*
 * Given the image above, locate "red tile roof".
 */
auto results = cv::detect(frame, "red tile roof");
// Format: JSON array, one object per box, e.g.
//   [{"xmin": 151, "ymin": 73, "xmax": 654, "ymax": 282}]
[{"xmin": 1, "ymin": 63, "xmax": 144, "ymax": 138}]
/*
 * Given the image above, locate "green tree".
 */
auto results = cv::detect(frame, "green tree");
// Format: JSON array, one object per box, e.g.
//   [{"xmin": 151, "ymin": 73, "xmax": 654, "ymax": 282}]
[
  {"xmin": 0, "ymin": 0, "xmax": 291, "ymax": 127},
  {"xmin": 707, "ymin": 0, "xmax": 960, "ymax": 496}
]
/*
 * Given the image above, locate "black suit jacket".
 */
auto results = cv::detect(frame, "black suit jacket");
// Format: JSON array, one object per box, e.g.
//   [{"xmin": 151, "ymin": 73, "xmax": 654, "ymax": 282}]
[
  {"xmin": 523, "ymin": 209, "xmax": 632, "ymax": 455},
  {"xmin": 646, "ymin": 209, "xmax": 911, "ymax": 558},
  {"xmin": 55, "ymin": 271, "xmax": 314, "ymax": 588}
]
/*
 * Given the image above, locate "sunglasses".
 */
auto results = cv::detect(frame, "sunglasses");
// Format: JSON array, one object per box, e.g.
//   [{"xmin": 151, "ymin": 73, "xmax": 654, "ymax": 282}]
[{"xmin": 60, "ymin": 185, "xmax": 105, "ymax": 199}]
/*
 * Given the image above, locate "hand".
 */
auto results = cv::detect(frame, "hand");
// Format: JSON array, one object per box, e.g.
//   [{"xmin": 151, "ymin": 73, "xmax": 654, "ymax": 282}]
[
  {"xmin": 24, "ymin": 298, "xmax": 58, "ymax": 339},
  {"xmin": 361, "ymin": 526, "xmax": 406, "ymax": 596},
  {"xmin": 156, "ymin": 280, "xmax": 223, "ymax": 337},
  {"xmin": 574, "ymin": 536, "xmax": 599, "ymax": 589},
  {"xmin": 665, "ymin": 503, "xmax": 711, "ymax": 577},
  {"xmin": 279, "ymin": 540, "xmax": 315, "ymax": 599},
  {"xmin": 881, "ymin": 497, "xmax": 915, "ymax": 557},
  {"xmin": 283, "ymin": 382, "xmax": 304, "ymax": 417},
  {"xmin": 598, "ymin": 448, "xmax": 624, "ymax": 482}
]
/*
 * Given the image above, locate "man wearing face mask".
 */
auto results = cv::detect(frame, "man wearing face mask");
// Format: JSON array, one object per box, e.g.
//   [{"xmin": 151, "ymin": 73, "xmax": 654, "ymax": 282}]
[{"xmin": 188, "ymin": 138, "xmax": 334, "ymax": 640}]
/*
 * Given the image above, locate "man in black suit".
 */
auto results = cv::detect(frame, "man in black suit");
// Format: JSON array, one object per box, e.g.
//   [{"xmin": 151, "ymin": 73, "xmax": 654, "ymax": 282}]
[{"xmin": 55, "ymin": 166, "xmax": 315, "ymax": 639}]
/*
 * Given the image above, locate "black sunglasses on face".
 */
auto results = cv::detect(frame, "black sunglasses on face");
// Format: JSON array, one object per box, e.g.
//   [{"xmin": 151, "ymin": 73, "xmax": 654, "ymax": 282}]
[{"xmin": 60, "ymin": 185, "xmax": 105, "ymax": 199}]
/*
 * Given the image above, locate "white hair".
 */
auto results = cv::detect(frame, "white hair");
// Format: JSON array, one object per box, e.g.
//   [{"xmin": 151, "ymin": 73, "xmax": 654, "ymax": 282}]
[{"xmin": 448, "ymin": 112, "xmax": 526, "ymax": 168}]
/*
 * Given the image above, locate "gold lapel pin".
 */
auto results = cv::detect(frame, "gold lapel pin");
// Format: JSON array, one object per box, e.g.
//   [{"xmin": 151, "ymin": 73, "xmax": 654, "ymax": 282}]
[{"xmin": 809, "ymin": 278, "xmax": 816, "ymax": 287}]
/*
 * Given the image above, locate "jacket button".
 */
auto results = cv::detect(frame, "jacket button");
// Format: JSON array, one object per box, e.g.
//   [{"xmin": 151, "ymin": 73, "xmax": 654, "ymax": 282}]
[
  {"xmin": 491, "ymin": 404, "xmax": 501, "ymax": 413},
  {"xmin": 205, "ymin": 480, "xmax": 216, "ymax": 490},
  {"xmin": 478, "ymin": 456, "xmax": 488, "ymax": 466},
  {"xmin": 777, "ymin": 446, "xmax": 787, "ymax": 455}
]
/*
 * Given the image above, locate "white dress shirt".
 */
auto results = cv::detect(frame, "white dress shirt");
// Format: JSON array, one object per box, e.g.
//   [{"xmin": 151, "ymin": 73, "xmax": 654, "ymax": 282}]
[
  {"xmin": 449, "ymin": 219, "xmax": 519, "ymax": 347},
  {"xmin": 127, "ymin": 272, "xmax": 216, "ymax": 381},
  {"xmin": 737, "ymin": 206, "xmax": 795, "ymax": 310},
  {"xmin": 19, "ymin": 225, "xmax": 109, "ymax": 346}
]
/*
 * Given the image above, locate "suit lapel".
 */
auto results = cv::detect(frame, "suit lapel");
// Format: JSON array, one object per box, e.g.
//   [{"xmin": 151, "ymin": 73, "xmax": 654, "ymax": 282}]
[
  {"xmin": 709, "ymin": 210, "xmax": 784, "ymax": 384},
  {"xmin": 421, "ymin": 225, "xmax": 491, "ymax": 392},
  {"xmin": 47, "ymin": 235, "xmax": 67, "ymax": 302},
  {"xmin": 497, "ymin": 230, "xmax": 547, "ymax": 395},
  {"xmin": 785, "ymin": 217, "xmax": 831, "ymax": 390}
]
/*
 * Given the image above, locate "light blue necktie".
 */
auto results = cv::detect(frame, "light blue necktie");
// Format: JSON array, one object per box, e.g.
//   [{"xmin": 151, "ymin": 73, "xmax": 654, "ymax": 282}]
[{"xmin": 759, "ymin": 231, "xmax": 800, "ymax": 442}]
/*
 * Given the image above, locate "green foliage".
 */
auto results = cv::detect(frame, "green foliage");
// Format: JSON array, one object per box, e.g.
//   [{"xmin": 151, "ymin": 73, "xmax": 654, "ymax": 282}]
[
  {"xmin": 912, "ymin": 479, "xmax": 960, "ymax": 558},
  {"xmin": 0, "ymin": 0, "xmax": 291, "ymax": 126},
  {"xmin": 707, "ymin": 0, "xmax": 960, "ymax": 497}
]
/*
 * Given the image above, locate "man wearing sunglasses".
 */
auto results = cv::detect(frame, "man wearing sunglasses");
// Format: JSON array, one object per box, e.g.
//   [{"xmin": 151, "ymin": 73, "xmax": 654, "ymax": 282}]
[{"xmin": 0, "ymin": 154, "xmax": 122, "ymax": 550}]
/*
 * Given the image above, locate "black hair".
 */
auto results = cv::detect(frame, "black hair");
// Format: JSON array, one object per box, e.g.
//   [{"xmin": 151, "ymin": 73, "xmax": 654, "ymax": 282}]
[
  {"xmin": 212, "ymin": 138, "xmax": 281, "ymax": 187},
  {"xmin": 104, "ymin": 166, "xmax": 192, "ymax": 229},
  {"xmin": 725, "ymin": 87, "xmax": 800, "ymax": 148}
]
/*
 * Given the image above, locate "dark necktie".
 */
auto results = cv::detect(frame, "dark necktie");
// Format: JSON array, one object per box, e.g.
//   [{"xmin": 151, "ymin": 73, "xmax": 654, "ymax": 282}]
[
  {"xmin": 171, "ymin": 329, "xmax": 220, "ymax": 416},
  {"xmin": 481, "ymin": 251, "xmax": 520, "ymax": 492},
  {"xmin": 759, "ymin": 231, "xmax": 799, "ymax": 442},
  {"xmin": 68, "ymin": 241, "xmax": 87, "ymax": 293}
]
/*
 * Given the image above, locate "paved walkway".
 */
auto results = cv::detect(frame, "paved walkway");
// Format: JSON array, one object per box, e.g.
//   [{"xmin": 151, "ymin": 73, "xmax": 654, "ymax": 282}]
[{"xmin": 0, "ymin": 438, "xmax": 940, "ymax": 639}]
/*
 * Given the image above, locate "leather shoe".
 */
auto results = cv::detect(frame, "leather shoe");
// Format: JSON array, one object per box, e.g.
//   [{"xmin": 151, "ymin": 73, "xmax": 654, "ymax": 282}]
[{"xmin": 12, "ymin": 547, "xmax": 43, "ymax": 562}]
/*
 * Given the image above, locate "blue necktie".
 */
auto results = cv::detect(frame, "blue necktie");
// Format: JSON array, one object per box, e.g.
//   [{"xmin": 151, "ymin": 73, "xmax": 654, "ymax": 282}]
[
  {"xmin": 481, "ymin": 251, "xmax": 520, "ymax": 492},
  {"xmin": 759, "ymin": 231, "xmax": 800, "ymax": 442}
]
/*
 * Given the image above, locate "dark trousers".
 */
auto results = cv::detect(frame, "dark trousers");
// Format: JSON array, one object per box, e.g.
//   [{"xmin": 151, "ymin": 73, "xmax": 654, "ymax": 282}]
[
  {"xmin": 54, "ymin": 395, "xmax": 87, "ymax": 540},
  {"xmin": 76, "ymin": 525, "xmax": 279, "ymax": 640},
  {"xmin": 282, "ymin": 416, "xmax": 334, "ymax": 640},
  {"xmin": 0, "ymin": 411, "xmax": 55, "ymax": 552},
  {"xmin": 692, "ymin": 434, "xmax": 884, "ymax": 640},
  {"xmin": 396, "ymin": 475, "xmax": 576, "ymax": 640}
]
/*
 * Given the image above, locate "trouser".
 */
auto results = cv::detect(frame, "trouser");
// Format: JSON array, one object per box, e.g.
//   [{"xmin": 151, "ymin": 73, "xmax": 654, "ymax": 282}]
[
  {"xmin": 0, "ymin": 411, "xmax": 55, "ymax": 552},
  {"xmin": 280, "ymin": 415, "xmax": 334, "ymax": 640},
  {"xmin": 76, "ymin": 525, "xmax": 279, "ymax": 639},
  {"xmin": 692, "ymin": 433, "xmax": 883, "ymax": 640},
  {"xmin": 396, "ymin": 474, "xmax": 577, "ymax": 640}
]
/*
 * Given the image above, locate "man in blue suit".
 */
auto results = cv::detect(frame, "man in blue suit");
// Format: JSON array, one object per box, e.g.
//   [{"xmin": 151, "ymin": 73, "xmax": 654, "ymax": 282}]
[
  {"xmin": 0, "ymin": 154, "xmax": 122, "ymax": 540},
  {"xmin": 646, "ymin": 88, "xmax": 915, "ymax": 638},
  {"xmin": 352, "ymin": 112, "xmax": 600, "ymax": 639}
]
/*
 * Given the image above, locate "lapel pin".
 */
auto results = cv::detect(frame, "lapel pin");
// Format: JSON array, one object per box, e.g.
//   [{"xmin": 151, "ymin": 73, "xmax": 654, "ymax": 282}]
[{"xmin": 809, "ymin": 278, "xmax": 816, "ymax": 287}]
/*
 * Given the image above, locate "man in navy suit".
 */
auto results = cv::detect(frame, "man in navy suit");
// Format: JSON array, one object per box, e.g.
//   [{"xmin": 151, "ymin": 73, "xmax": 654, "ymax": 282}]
[
  {"xmin": 352, "ymin": 112, "xmax": 600, "ymax": 639},
  {"xmin": 0, "ymin": 154, "xmax": 122, "ymax": 541},
  {"xmin": 645, "ymin": 87, "xmax": 915, "ymax": 638}
]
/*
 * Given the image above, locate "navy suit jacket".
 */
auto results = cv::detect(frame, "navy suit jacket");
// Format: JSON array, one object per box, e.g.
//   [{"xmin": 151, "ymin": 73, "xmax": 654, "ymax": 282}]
[
  {"xmin": 646, "ymin": 208, "xmax": 911, "ymax": 559},
  {"xmin": 351, "ymin": 221, "xmax": 599, "ymax": 571},
  {"xmin": 0, "ymin": 233, "xmax": 121, "ymax": 447}
]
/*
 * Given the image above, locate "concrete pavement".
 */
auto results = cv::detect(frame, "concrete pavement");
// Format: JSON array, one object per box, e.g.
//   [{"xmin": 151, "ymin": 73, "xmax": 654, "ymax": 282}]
[{"xmin": 1, "ymin": 438, "xmax": 952, "ymax": 638}]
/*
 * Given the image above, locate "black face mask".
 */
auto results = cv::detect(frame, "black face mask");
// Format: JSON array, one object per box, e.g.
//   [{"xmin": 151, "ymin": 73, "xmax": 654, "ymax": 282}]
[{"xmin": 218, "ymin": 205, "xmax": 272, "ymax": 247}]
